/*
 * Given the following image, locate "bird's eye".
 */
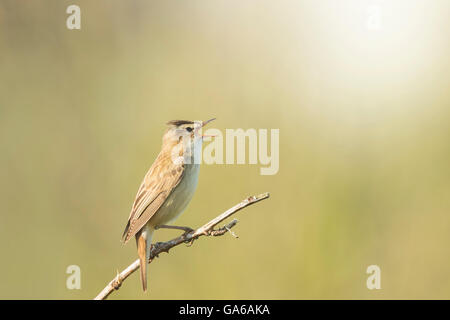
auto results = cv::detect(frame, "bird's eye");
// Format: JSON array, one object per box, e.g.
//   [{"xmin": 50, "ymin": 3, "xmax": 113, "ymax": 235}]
[{"xmin": 186, "ymin": 127, "xmax": 193, "ymax": 132}]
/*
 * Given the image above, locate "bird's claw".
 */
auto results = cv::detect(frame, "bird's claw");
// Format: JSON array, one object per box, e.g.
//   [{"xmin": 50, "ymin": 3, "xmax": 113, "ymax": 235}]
[{"xmin": 184, "ymin": 235, "xmax": 197, "ymax": 247}]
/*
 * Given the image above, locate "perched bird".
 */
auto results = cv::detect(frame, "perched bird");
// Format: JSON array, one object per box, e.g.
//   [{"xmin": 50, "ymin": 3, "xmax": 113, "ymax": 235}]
[{"xmin": 122, "ymin": 118, "xmax": 215, "ymax": 292}]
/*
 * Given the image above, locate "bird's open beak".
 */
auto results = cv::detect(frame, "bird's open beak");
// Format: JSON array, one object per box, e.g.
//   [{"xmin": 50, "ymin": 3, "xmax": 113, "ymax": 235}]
[{"xmin": 201, "ymin": 118, "xmax": 216, "ymax": 138}]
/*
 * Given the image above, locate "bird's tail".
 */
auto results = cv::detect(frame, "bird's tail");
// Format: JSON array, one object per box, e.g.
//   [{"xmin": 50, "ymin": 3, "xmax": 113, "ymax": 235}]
[{"xmin": 136, "ymin": 226, "xmax": 154, "ymax": 292}]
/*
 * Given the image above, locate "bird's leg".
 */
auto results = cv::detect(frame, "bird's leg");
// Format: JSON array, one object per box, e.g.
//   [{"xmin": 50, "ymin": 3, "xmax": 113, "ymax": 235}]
[
  {"xmin": 156, "ymin": 225, "xmax": 196, "ymax": 246},
  {"xmin": 155, "ymin": 224, "xmax": 194, "ymax": 235}
]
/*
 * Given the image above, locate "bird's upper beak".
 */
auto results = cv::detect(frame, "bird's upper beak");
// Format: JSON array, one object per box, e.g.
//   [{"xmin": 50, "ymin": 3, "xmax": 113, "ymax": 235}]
[
  {"xmin": 200, "ymin": 118, "xmax": 216, "ymax": 138},
  {"xmin": 202, "ymin": 118, "xmax": 216, "ymax": 128}
]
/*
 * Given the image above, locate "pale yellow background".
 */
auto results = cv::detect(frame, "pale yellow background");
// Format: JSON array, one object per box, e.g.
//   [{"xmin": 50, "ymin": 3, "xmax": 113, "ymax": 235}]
[{"xmin": 0, "ymin": 1, "xmax": 449, "ymax": 299}]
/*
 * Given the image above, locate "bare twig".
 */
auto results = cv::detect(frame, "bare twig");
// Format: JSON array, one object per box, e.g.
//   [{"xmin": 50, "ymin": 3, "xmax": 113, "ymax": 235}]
[{"xmin": 94, "ymin": 192, "xmax": 270, "ymax": 300}]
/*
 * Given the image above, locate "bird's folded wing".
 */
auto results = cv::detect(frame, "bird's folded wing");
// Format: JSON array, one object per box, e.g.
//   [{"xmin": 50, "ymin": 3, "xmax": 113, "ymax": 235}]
[{"xmin": 122, "ymin": 154, "xmax": 185, "ymax": 243}]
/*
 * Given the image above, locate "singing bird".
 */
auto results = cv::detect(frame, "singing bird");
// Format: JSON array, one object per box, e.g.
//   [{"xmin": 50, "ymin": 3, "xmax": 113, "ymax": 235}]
[{"xmin": 122, "ymin": 118, "xmax": 215, "ymax": 292}]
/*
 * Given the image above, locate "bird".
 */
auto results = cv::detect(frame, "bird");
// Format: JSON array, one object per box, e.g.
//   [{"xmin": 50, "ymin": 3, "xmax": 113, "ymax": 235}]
[{"xmin": 121, "ymin": 118, "xmax": 215, "ymax": 292}]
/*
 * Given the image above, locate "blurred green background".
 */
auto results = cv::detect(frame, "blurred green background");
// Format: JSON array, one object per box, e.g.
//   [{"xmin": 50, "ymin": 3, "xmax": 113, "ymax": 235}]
[{"xmin": 1, "ymin": 0, "xmax": 449, "ymax": 299}]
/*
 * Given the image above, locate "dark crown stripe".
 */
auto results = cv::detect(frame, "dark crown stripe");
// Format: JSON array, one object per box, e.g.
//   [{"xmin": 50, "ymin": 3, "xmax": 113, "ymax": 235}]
[{"xmin": 166, "ymin": 120, "xmax": 194, "ymax": 126}]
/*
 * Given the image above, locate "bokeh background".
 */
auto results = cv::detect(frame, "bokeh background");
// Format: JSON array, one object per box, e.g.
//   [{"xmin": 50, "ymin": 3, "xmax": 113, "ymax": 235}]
[{"xmin": 1, "ymin": 0, "xmax": 449, "ymax": 299}]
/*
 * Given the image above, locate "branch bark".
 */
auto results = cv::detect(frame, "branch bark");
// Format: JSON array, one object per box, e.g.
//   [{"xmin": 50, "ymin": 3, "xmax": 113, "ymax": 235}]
[{"xmin": 94, "ymin": 192, "xmax": 270, "ymax": 300}]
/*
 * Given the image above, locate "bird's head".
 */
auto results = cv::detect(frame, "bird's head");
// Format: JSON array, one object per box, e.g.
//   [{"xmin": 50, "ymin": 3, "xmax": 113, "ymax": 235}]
[
  {"xmin": 164, "ymin": 118, "xmax": 215, "ymax": 143},
  {"xmin": 162, "ymin": 118, "xmax": 216, "ymax": 163}
]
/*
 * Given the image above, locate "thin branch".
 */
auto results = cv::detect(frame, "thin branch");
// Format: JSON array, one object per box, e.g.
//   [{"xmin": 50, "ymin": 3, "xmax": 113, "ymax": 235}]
[{"xmin": 94, "ymin": 192, "xmax": 270, "ymax": 300}]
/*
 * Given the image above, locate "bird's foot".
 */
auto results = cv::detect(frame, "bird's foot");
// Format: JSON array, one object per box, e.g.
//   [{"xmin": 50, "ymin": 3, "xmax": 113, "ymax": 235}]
[
  {"xmin": 185, "ymin": 237, "xmax": 197, "ymax": 247},
  {"xmin": 156, "ymin": 224, "xmax": 196, "ymax": 246}
]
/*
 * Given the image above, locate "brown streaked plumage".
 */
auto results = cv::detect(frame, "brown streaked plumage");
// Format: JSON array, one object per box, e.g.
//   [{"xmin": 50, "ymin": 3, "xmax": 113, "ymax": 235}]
[
  {"xmin": 121, "ymin": 145, "xmax": 185, "ymax": 243},
  {"xmin": 122, "ymin": 118, "xmax": 215, "ymax": 292}
]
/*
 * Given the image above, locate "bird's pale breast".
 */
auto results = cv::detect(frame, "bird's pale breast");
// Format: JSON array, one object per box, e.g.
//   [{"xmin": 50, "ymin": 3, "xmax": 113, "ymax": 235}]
[{"xmin": 148, "ymin": 163, "xmax": 200, "ymax": 227}]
